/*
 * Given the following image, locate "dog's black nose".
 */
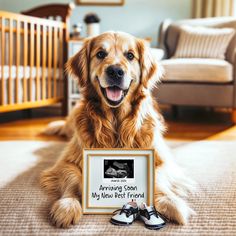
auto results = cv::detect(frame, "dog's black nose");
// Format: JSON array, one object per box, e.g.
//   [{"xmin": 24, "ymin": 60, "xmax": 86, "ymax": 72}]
[{"xmin": 106, "ymin": 65, "xmax": 124, "ymax": 80}]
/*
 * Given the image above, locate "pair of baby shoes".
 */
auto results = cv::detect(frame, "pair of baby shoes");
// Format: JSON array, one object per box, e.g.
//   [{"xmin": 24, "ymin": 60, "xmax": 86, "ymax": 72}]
[{"xmin": 110, "ymin": 201, "xmax": 166, "ymax": 230}]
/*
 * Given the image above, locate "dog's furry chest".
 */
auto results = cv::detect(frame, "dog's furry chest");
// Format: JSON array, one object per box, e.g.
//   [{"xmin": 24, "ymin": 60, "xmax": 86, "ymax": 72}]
[{"xmin": 76, "ymin": 112, "xmax": 156, "ymax": 149}]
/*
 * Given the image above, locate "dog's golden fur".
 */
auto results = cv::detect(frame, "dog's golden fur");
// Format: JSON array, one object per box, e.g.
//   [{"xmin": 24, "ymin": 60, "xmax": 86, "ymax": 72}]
[{"xmin": 41, "ymin": 32, "xmax": 194, "ymax": 228}]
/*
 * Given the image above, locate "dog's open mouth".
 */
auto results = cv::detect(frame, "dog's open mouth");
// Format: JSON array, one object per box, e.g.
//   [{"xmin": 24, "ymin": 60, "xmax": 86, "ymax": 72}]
[{"xmin": 101, "ymin": 86, "xmax": 128, "ymax": 106}]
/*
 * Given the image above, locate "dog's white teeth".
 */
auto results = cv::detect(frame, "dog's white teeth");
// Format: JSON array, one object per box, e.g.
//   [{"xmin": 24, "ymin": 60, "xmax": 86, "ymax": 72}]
[{"xmin": 106, "ymin": 87, "xmax": 123, "ymax": 101}]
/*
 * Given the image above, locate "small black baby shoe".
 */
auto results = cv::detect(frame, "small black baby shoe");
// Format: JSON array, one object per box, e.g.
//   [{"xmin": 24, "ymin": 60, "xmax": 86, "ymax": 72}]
[
  {"xmin": 110, "ymin": 201, "xmax": 139, "ymax": 226},
  {"xmin": 139, "ymin": 203, "xmax": 166, "ymax": 230}
]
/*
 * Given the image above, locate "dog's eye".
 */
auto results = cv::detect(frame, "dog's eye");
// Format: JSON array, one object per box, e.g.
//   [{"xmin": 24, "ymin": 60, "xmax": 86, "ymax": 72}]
[
  {"xmin": 126, "ymin": 52, "xmax": 134, "ymax": 61},
  {"xmin": 96, "ymin": 51, "xmax": 107, "ymax": 59}
]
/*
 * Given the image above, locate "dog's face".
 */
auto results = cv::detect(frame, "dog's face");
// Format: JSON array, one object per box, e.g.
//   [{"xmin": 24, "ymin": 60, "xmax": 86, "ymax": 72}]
[
  {"xmin": 67, "ymin": 32, "xmax": 159, "ymax": 108},
  {"xmin": 89, "ymin": 32, "xmax": 141, "ymax": 107}
]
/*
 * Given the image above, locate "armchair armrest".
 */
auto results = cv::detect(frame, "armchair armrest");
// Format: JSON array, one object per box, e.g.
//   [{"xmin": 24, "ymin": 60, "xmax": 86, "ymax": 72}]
[
  {"xmin": 233, "ymin": 49, "xmax": 236, "ymax": 107},
  {"xmin": 158, "ymin": 19, "xmax": 172, "ymax": 56}
]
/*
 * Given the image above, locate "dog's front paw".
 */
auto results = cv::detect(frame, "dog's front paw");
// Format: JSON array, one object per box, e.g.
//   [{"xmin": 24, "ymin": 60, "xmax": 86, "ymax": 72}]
[
  {"xmin": 50, "ymin": 198, "xmax": 82, "ymax": 228},
  {"xmin": 155, "ymin": 195, "xmax": 195, "ymax": 225}
]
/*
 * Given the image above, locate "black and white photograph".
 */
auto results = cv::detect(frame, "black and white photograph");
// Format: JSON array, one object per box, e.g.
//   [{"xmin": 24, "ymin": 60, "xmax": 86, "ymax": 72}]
[{"xmin": 104, "ymin": 159, "xmax": 134, "ymax": 179}]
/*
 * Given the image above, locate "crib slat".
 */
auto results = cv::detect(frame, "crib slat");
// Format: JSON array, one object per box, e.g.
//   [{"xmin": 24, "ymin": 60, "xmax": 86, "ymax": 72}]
[
  {"xmin": 36, "ymin": 23, "xmax": 40, "ymax": 101},
  {"xmin": 23, "ymin": 21, "xmax": 28, "ymax": 102},
  {"xmin": 59, "ymin": 27, "xmax": 63, "ymax": 97},
  {"xmin": 29, "ymin": 23, "xmax": 34, "ymax": 102},
  {"xmin": 1, "ymin": 17, "xmax": 5, "ymax": 105},
  {"xmin": 42, "ymin": 25, "xmax": 46, "ymax": 100},
  {"xmin": 8, "ymin": 18, "xmax": 13, "ymax": 104},
  {"xmin": 47, "ymin": 26, "xmax": 52, "ymax": 98},
  {"xmin": 53, "ymin": 27, "xmax": 58, "ymax": 98},
  {"xmin": 16, "ymin": 20, "xmax": 20, "ymax": 104}
]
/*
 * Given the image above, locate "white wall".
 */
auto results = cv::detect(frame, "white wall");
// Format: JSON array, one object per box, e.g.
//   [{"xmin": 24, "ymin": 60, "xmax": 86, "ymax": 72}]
[{"xmin": 0, "ymin": 0, "xmax": 191, "ymax": 47}]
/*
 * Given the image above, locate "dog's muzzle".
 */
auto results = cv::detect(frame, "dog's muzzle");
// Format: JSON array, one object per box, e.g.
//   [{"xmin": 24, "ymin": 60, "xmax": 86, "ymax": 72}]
[{"xmin": 98, "ymin": 65, "xmax": 130, "ymax": 107}]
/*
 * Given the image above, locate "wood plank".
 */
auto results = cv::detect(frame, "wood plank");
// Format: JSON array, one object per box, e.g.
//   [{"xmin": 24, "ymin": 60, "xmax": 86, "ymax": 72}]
[
  {"xmin": 42, "ymin": 24, "xmax": 46, "ymax": 99},
  {"xmin": 53, "ymin": 27, "xmax": 58, "ymax": 98},
  {"xmin": 1, "ymin": 17, "xmax": 5, "ymax": 105},
  {"xmin": 8, "ymin": 18, "xmax": 13, "ymax": 104},
  {"xmin": 0, "ymin": 117, "xmax": 65, "ymax": 141},
  {"xmin": 0, "ymin": 11, "xmax": 66, "ymax": 28},
  {"xmin": 0, "ymin": 97, "xmax": 62, "ymax": 113},
  {"xmin": 231, "ymin": 109, "xmax": 236, "ymax": 124},
  {"xmin": 206, "ymin": 125, "xmax": 236, "ymax": 141},
  {"xmin": 47, "ymin": 26, "xmax": 52, "ymax": 98},
  {"xmin": 36, "ymin": 23, "xmax": 40, "ymax": 101},
  {"xmin": 23, "ymin": 21, "xmax": 28, "ymax": 102},
  {"xmin": 59, "ymin": 27, "xmax": 63, "ymax": 97},
  {"xmin": 29, "ymin": 23, "xmax": 34, "ymax": 102},
  {"xmin": 16, "ymin": 20, "xmax": 20, "ymax": 103}
]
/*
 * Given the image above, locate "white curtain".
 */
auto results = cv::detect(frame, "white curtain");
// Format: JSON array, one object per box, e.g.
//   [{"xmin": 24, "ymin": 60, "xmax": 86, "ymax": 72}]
[{"xmin": 192, "ymin": 0, "xmax": 234, "ymax": 18}]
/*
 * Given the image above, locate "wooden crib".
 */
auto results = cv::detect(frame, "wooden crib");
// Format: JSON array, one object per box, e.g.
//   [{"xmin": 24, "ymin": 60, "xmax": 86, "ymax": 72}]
[{"xmin": 0, "ymin": 4, "xmax": 72, "ymax": 114}]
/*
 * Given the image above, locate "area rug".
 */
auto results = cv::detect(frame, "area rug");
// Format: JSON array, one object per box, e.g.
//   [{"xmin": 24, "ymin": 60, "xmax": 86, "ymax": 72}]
[{"xmin": 0, "ymin": 140, "xmax": 235, "ymax": 236}]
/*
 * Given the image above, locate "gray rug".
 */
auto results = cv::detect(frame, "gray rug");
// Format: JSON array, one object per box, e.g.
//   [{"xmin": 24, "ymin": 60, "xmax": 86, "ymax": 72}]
[{"xmin": 0, "ymin": 140, "xmax": 235, "ymax": 236}]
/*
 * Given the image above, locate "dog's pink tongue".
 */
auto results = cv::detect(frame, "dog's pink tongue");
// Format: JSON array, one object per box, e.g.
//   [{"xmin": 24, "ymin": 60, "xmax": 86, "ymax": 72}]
[{"xmin": 106, "ymin": 87, "xmax": 123, "ymax": 101}]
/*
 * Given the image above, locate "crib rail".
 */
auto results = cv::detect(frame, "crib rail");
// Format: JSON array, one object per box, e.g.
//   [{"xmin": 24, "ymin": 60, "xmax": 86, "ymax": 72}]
[{"xmin": 0, "ymin": 10, "xmax": 67, "ymax": 113}]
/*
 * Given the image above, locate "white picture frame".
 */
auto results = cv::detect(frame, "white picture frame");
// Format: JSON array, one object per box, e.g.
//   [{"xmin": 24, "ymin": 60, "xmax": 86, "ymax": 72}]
[{"xmin": 82, "ymin": 148, "xmax": 155, "ymax": 214}]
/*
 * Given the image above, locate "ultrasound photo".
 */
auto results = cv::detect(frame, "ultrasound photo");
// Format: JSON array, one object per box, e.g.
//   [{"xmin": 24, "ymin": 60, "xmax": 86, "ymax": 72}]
[{"xmin": 104, "ymin": 159, "xmax": 134, "ymax": 179}]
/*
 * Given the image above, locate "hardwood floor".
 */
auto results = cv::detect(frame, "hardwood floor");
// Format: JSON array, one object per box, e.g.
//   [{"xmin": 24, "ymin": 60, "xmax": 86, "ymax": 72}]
[
  {"xmin": 0, "ymin": 106, "xmax": 235, "ymax": 141},
  {"xmin": 0, "ymin": 117, "xmax": 65, "ymax": 141}
]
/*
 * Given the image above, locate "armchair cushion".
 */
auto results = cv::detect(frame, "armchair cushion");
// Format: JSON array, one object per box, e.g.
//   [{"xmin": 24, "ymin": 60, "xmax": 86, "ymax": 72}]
[
  {"xmin": 173, "ymin": 26, "xmax": 235, "ymax": 60},
  {"xmin": 164, "ymin": 17, "xmax": 236, "ymax": 63},
  {"xmin": 161, "ymin": 58, "xmax": 233, "ymax": 83}
]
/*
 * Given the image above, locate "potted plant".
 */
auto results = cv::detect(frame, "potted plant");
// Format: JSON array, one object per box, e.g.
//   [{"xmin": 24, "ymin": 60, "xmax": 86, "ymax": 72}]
[{"xmin": 84, "ymin": 13, "xmax": 101, "ymax": 37}]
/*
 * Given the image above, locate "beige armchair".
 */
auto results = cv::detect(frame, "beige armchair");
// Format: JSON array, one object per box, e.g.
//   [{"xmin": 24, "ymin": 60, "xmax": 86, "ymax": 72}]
[{"xmin": 154, "ymin": 17, "xmax": 236, "ymax": 123}]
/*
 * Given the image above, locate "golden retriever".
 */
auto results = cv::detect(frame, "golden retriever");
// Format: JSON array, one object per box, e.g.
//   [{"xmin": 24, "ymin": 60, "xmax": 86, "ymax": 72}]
[{"xmin": 41, "ymin": 31, "xmax": 194, "ymax": 228}]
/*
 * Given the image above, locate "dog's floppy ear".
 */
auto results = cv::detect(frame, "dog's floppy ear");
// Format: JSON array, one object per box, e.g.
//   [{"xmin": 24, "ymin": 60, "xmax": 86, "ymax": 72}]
[
  {"xmin": 66, "ymin": 38, "xmax": 93, "ymax": 89},
  {"xmin": 137, "ymin": 39, "xmax": 163, "ymax": 89}
]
